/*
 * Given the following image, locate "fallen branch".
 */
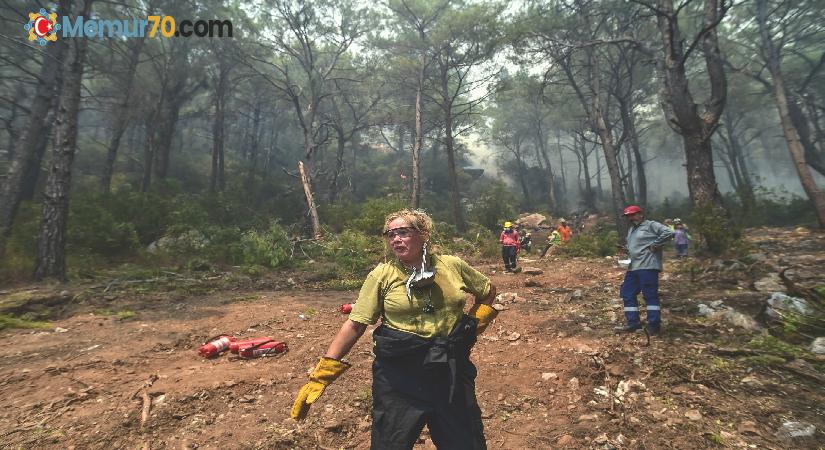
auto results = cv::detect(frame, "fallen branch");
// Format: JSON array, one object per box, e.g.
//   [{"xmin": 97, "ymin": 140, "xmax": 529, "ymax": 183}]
[{"xmin": 140, "ymin": 391, "xmax": 151, "ymax": 429}]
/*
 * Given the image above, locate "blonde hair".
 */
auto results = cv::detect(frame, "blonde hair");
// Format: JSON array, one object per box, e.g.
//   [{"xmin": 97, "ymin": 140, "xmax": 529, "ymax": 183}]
[{"xmin": 383, "ymin": 208, "xmax": 433, "ymax": 242}]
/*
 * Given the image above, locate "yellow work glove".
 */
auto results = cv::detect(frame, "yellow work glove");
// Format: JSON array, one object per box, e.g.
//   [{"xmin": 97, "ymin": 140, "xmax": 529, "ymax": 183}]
[
  {"xmin": 468, "ymin": 303, "xmax": 499, "ymax": 335},
  {"xmin": 290, "ymin": 357, "xmax": 351, "ymax": 420}
]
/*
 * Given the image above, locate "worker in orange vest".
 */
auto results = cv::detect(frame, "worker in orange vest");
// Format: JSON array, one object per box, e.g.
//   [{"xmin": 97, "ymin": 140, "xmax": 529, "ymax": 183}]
[{"xmin": 557, "ymin": 219, "xmax": 572, "ymax": 242}]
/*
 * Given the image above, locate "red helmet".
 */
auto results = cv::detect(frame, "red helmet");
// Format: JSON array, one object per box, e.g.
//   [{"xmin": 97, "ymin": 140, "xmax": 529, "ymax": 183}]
[{"xmin": 623, "ymin": 205, "xmax": 643, "ymax": 216}]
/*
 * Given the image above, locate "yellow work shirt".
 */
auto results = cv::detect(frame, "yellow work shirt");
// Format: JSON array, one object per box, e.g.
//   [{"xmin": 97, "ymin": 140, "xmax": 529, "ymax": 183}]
[{"xmin": 348, "ymin": 254, "xmax": 491, "ymax": 338}]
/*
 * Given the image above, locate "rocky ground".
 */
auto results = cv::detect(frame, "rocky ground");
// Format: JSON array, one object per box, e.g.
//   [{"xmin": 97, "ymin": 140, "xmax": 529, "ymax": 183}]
[{"xmin": 0, "ymin": 227, "xmax": 823, "ymax": 449}]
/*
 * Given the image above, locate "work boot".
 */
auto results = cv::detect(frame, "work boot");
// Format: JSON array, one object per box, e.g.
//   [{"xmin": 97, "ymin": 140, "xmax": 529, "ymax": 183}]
[
  {"xmin": 613, "ymin": 322, "xmax": 643, "ymax": 333},
  {"xmin": 512, "ymin": 267, "xmax": 522, "ymax": 273},
  {"xmin": 647, "ymin": 324, "xmax": 661, "ymax": 335}
]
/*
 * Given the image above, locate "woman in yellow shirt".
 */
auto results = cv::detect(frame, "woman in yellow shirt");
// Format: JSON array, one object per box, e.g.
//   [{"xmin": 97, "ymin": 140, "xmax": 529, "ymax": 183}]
[{"xmin": 291, "ymin": 209, "xmax": 500, "ymax": 449}]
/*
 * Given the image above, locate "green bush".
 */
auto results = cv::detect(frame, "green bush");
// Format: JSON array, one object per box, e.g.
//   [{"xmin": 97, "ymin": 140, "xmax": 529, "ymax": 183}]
[
  {"xmin": 320, "ymin": 230, "xmax": 383, "ymax": 273},
  {"xmin": 689, "ymin": 203, "xmax": 741, "ymax": 255},
  {"xmin": 68, "ymin": 195, "xmax": 139, "ymax": 257},
  {"xmin": 346, "ymin": 197, "xmax": 408, "ymax": 235},
  {"xmin": 0, "ymin": 201, "xmax": 40, "ymax": 282},
  {"xmin": 558, "ymin": 221, "xmax": 618, "ymax": 257},
  {"xmin": 240, "ymin": 221, "xmax": 292, "ymax": 268},
  {"xmin": 467, "ymin": 181, "xmax": 519, "ymax": 231}
]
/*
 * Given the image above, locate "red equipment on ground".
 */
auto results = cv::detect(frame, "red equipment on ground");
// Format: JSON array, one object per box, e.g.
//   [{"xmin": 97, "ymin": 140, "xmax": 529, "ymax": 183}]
[
  {"xmin": 339, "ymin": 303, "xmax": 353, "ymax": 314},
  {"xmin": 229, "ymin": 337, "xmax": 275, "ymax": 354},
  {"xmin": 239, "ymin": 340, "xmax": 288, "ymax": 358},
  {"xmin": 198, "ymin": 335, "xmax": 235, "ymax": 358}
]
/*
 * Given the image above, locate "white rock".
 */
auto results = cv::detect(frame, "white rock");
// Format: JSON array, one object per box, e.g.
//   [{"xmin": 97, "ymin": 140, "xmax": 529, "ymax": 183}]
[
  {"xmin": 754, "ymin": 274, "xmax": 786, "ymax": 293},
  {"xmin": 541, "ymin": 372, "xmax": 558, "ymax": 381},
  {"xmin": 766, "ymin": 293, "xmax": 810, "ymax": 319},
  {"xmin": 684, "ymin": 410, "xmax": 702, "ymax": 421},
  {"xmin": 721, "ymin": 310, "xmax": 761, "ymax": 331},
  {"xmin": 777, "ymin": 421, "xmax": 816, "ymax": 439},
  {"xmin": 54, "ymin": 327, "xmax": 69, "ymax": 333},
  {"xmin": 810, "ymin": 337, "xmax": 825, "ymax": 355}
]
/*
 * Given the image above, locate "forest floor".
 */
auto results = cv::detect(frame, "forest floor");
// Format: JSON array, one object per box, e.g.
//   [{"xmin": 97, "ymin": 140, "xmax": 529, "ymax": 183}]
[{"xmin": 0, "ymin": 227, "xmax": 824, "ymax": 450}]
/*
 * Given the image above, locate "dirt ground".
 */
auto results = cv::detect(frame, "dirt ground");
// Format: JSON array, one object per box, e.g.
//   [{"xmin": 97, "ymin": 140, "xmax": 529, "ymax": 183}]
[{"xmin": 1, "ymin": 228, "xmax": 824, "ymax": 449}]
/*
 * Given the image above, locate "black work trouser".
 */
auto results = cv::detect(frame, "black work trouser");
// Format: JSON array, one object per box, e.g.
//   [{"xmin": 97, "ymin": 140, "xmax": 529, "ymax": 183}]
[
  {"xmin": 370, "ymin": 351, "xmax": 486, "ymax": 449},
  {"xmin": 501, "ymin": 245, "xmax": 518, "ymax": 270}
]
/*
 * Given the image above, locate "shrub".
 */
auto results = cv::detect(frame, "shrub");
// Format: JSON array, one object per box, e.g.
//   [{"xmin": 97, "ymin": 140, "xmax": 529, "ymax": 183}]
[
  {"xmin": 240, "ymin": 221, "xmax": 292, "ymax": 268},
  {"xmin": 346, "ymin": 197, "xmax": 408, "ymax": 235},
  {"xmin": 558, "ymin": 221, "xmax": 618, "ymax": 257},
  {"xmin": 466, "ymin": 181, "xmax": 519, "ymax": 231},
  {"xmin": 68, "ymin": 194, "xmax": 139, "ymax": 257},
  {"xmin": 320, "ymin": 230, "xmax": 383, "ymax": 273}
]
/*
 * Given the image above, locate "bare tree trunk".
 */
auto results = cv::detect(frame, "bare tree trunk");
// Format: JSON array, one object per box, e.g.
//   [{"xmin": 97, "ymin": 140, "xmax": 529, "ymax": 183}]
[
  {"xmin": 141, "ymin": 112, "xmax": 155, "ymax": 192},
  {"xmin": 757, "ymin": 0, "xmax": 825, "ymax": 227},
  {"xmin": 210, "ymin": 62, "xmax": 228, "ymax": 193},
  {"xmin": 101, "ymin": 37, "xmax": 145, "ymax": 192},
  {"xmin": 34, "ymin": 0, "xmax": 92, "ymax": 280},
  {"xmin": 618, "ymin": 97, "xmax": 646, "ymax": 206},
  {"xmin": 411, "ymin": 64, "xmax": 424, "ymax": 209},
  {"xmin": 0, "ymin": 3, "xmax": 67, "ymax": 243},
  {"xmin": 329, "ymin": 126, "xmax": 346, "ymax": 204},
  {"xmin": 535, "ymin": 125, "xmax": 557, "ymax": 213},
  {"xmin": 440, "ymin": 63, "xmax": 466, "ymax": 231},
  {"xmin": 789, "ymin": 99, "xmax": 825, "ymax": 178},
  {"xmin": 299, "ymin": 161, "xmax": 322, "ymax": 238}
]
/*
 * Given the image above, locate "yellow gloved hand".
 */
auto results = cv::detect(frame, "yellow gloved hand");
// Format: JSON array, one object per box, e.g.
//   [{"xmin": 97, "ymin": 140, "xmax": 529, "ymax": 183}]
[
  {"xmin": 468, "ymin": 303, "xmax": 499, "ymax": 335},
  {"xmin": 290, "ymin": 357, "xmax": 351, "ymax": 420}
]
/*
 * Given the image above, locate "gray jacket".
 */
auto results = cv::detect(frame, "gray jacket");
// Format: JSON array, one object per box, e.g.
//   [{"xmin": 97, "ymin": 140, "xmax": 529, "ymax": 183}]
[{"xmin": 626, "ymin": 219, "xmax": 675, "ymax": 271}]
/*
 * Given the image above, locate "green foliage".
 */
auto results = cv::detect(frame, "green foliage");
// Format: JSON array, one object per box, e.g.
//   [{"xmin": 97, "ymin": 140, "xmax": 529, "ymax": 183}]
[
  {"xmin": 747, "ymin": 333, "xmax": 805, "ymax": 360},
  {"xmin": 557, "ymin": 221, "xmax": 618, "ymax": 257},
  {"xmin": 0, "ymin": 202, "xmax": 40, "ymax": 282},
  {"xmin": 467, "ymin": 181, "xmax": 519, "ymax": 231},
  {"xmin": 689, "ymin": 203, "xmax": 741, "ymax": 255},
  {"xmin": 319, "ymin": 230, "xmax": 384, "ymax": 273},
  {"xmin": 345, "ymin": 197, "xmax": 408, "ymax": 235},
  {"xmin": 240, "ymin": 221, "xmax": 292, "ymax": 268},
  {"xmin": 325, "ymin": 277, "xmax": 364, "ymax": 291},
  {"xmin": 0, "ymin": 314, "xmax": 51, "ymax": 331},
  {"xmin": 68, "ymin": 195, "xmax": 140, "ymax": 257}
]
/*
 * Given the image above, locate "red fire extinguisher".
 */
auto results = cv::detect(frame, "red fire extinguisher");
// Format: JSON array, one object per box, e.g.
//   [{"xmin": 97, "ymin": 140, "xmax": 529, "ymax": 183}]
[
  {"xmin": 239, "ymin": 341, "xmax": 288, "ymax": 358},
  {"xmin": 198, "ymin": 334, "xmax": 235, "ymax": 358},
  {"xmin": 230, "ymin": 337, "xmax": 274, "ymax": 354},
  {"xmin": 339, "ymin": 303, "xmax": 353, "ymax": 314}
]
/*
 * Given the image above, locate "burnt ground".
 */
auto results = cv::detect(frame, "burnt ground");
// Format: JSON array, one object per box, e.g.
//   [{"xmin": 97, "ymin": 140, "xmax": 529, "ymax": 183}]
[{"xmin": 0, "ymin": 227, "xmax": 823, "ymax": 449}]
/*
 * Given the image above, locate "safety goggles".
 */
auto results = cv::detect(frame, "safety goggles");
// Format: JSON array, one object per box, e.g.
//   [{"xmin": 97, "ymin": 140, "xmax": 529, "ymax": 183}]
[{"xmin": 383, "ymin": 227, "xmax": 416, "ymax": 239}]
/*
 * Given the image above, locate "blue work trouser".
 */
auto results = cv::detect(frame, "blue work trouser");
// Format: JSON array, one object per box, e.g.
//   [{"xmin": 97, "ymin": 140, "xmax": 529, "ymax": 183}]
[{"xmin": 620, "ymin": 269, "xmax": 661, "ymax": 327}]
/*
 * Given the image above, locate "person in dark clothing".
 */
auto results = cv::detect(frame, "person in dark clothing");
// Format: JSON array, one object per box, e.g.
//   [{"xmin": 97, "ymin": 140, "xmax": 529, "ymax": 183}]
[{"xmin": 291, "ymin": 209, "xmax": 500, "ymax": 450}]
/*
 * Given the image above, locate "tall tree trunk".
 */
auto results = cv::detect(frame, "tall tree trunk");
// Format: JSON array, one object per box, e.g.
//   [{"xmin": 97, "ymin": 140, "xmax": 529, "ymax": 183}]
[
  {"xmin": 411, "ymin": 63, "xmax": 425, "ymax": 209},
  {"xmin": 535, "ymin": 125, "xmax": 557, "ymax": 213},
  {"xmin": 577, "ymin": 134, "xmax": 596, "ymax": 210},
  {"xmin": 440, "ymin": 63, "xmax": 466, "ymax": 231},
  {"xmin": 653, "ymin": 0, "xmax": 729, "ymax": 252},
  {"xmin": 589, "ymin": 50, "xmax": 628, "ymax": 239},
  {"xmin": 624, "ymin": 144, "xmax": 636, "ymax": 203},
  {"xmin": 757, "ymin": 0, "xmax": 825, "ymax": 227},
  {"xmin": 101, "ymin": 37, "xmax": 145, "ymax": 192},
  {"xmin": 0, "ymin": 2, "xmax": 68, "ymax": 243},
  {"xmin": 141, "ymin": 113, "xmax": 155, "ymax": 192},
  {"xmin": 329, "ymin": 126, "xmax": 346, "ymax": 204},
  {"xmin": 618, "ymin": 97, "xmax": 646, "ymax": 206},
  {"xmin": 210, "ymin": 62, "xmax": 228, "ymax": 193},
  {"xmin": 788, "ymin": 99, "xmax": 825, "ymax": 178},
  {"xmin": 34, "ymin": 0, "xmax": 92, "ymax": 280},
  {"xmin": 299, "ymin": 161, "xmax": 322, "ymax": 238}
]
